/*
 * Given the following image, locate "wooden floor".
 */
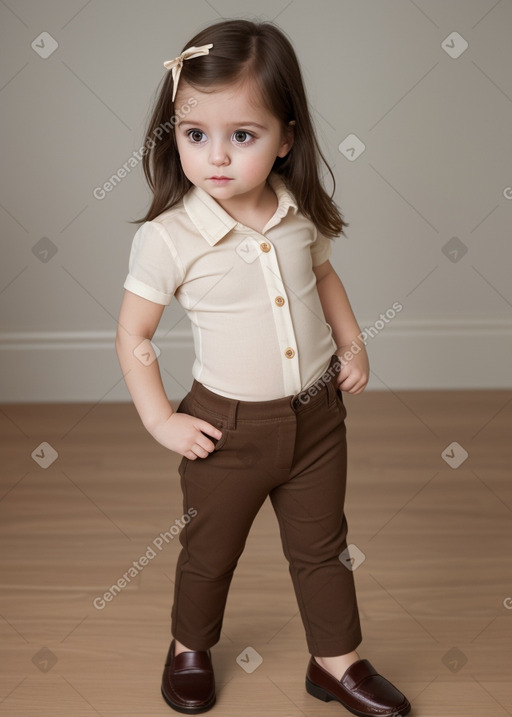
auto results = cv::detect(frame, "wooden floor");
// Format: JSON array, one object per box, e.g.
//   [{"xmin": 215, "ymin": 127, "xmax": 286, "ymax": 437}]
[{"xmin": 1, "ymin": 390, "xmax": 511, "ymax": 716}]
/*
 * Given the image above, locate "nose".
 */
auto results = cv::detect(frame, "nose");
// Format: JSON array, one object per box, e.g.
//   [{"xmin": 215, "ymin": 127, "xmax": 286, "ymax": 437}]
[{"xmin": 209, "ymin": 138, "xmax": 230, "ymax": 167}]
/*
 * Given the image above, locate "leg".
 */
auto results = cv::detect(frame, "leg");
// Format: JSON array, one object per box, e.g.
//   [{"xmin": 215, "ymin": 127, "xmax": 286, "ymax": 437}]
[
  {"xmin": 276, "ymin": 383, "xmax": 410, "ymax": 714},
  {"xmin": 269, "ymin": 391, "xmax": 362, "ymax": 660},
  {"xmin": 171, "ymin": 451, "xmax": 270, "ymax": 651},
  {"xmin": 163, "ymin": 390, "xmax": 276, "ymax": 714},
  {"xmin": 170, "ymin": 389, "xmax": 279, "ymax": 652}
]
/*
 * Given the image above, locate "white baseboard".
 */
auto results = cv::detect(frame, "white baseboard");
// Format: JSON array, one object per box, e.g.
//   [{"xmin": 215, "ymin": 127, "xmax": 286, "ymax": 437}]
[{"xmin": 0, "ymin": 318, "xmax": 511, "ymax": 402}]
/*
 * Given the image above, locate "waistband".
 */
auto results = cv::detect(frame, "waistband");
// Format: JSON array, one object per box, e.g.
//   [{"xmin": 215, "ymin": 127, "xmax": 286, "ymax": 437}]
[{"xmin": 188, "ymin": 353, "xmax": 343, "ymax": 422}]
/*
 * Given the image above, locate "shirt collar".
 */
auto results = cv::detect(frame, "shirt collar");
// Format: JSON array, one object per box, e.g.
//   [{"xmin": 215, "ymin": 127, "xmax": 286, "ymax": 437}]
[{"xmin": 183, "ymin": 172, "xmax": 299, "ymax": 246}]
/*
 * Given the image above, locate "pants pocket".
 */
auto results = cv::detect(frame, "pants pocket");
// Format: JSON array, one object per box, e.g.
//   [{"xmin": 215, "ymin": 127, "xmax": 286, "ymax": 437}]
[
  {"xmin": 186, "ymin": 398, "xmax": 231, "ymax": 453},
  {"xmin": 335, "ymin": 387, "xmax": 347, "ymax": 420}
]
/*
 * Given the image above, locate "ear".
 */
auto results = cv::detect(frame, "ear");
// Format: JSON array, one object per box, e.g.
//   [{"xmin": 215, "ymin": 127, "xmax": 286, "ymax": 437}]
[{"xmin": 277, "ymin": 123, "xmax": 294, "ymax": 158}]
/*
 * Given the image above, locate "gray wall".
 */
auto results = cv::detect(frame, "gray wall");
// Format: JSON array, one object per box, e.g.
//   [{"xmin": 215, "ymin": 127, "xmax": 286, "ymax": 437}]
[{"xmin": 1, "ymin": 0, "xmax": 511, "ymax": 402}]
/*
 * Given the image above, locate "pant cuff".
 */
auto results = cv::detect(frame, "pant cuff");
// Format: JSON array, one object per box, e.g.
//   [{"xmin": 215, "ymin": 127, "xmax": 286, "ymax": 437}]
[
  {"xmin": 307, "ymin": 628, "xmax": 363, "ymax": 657},
  {"xmin": 171, "ymin": 630, "xmax": 220, "ymax": 652}
]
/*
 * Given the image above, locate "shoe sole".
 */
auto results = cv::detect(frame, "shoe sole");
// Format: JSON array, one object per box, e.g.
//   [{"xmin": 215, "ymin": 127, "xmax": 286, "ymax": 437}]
[
  {"xmin": 305, "ymin": 676, "xmax": 411, "ymax": 717},
  {"xmin": 161, "ymin": 686, "xmax": 216, "ymax": 714}
]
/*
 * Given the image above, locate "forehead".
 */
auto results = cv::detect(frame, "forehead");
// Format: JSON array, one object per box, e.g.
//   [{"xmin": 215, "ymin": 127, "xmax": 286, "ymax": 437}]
[{"xmin": 176, "ymin": 78, "xmax": 276, "ymax": 124}]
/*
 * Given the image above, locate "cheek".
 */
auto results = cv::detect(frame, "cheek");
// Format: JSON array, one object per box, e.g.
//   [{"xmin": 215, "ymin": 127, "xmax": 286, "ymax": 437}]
[
  {"xmin": 249, "ymin": 159, "xmax": 272, "ymax": 176},
  {"xmin": 175, "ymin": 143, "xmax": 196, "ymax": 172},
  {"xmin": 245, "ymin": 151, "xmax": 279, "ymax": 177},
  {"xmin": 240, "ymin": 145, "xmax": 276, "ymax": 170}
]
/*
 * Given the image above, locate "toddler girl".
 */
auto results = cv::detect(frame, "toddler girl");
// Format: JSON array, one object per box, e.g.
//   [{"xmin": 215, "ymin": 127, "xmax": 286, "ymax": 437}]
[{"xmin": 116, "ymin": 18, "xmax": 410, "ymax": 717}]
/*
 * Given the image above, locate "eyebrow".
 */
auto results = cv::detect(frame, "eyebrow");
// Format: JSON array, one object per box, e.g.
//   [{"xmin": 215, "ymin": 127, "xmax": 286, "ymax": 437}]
[{"xmin": 177, "ymin": 120, "xmax": 268, "ymax": 130}]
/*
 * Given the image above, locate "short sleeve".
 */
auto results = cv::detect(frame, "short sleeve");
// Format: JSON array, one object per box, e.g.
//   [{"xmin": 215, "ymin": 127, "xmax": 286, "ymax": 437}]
[
  {"xmin": 123, "ymin": 221, "xmax": 184, "ymax": 305},
  {"xmin": 310, "ymin": 227, "xmax": 332, "ymax": 267}
]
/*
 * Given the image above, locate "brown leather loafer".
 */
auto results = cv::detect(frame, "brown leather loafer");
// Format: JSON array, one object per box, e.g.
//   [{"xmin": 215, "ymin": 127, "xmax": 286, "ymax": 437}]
[
  {"xmin": 161, "ymin": 640, "xmax": 216, "ymax": 714},
  {"xmin": 306, "ymin": 657, "xmax": 411, "ymax": 716}
]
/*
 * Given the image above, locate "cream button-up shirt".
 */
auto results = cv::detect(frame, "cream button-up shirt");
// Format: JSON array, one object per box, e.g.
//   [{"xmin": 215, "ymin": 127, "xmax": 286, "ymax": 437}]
[{"xmin": 123, "ymin": 173, "xmax": 337, "ymax": 401}]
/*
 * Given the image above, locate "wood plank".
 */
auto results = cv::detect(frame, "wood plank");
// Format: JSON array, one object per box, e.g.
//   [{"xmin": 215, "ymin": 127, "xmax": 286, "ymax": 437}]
[{"xmin": 1, "ymin": 392, "xmax": 511, "ymax": 715}]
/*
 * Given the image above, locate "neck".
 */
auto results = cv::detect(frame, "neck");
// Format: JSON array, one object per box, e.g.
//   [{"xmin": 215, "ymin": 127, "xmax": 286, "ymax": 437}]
[{"xmin": 213, "ymin": 180, "xmax": 278, "ymax": 233}]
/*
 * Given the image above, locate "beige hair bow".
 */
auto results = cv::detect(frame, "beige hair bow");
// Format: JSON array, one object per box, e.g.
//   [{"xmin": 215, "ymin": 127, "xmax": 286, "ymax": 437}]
[{"xmin": 163, "ymin": 43, "xmax": 213, "ymax": 102}]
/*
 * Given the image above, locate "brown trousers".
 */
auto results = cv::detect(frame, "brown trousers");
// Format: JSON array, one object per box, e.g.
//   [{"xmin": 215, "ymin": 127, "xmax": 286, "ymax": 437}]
[{"xmin": 170, "ymin": 354, "xmax": 362, "ymax": 657}]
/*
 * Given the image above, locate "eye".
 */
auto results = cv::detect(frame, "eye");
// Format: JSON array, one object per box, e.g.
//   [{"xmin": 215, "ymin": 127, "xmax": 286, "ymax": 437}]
[
  {"xmin": 187, "ymin": 129, "xmax": 206, "ymax": 143},
  {"xmin": 233, "ymin": 130, "xmax": 253, "ymax": 144}
]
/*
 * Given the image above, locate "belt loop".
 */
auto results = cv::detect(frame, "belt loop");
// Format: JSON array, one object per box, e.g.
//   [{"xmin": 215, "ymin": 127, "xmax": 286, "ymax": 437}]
[{"xmin": 227, "ymin": 399, "xmax": 239, "ymax": 430}]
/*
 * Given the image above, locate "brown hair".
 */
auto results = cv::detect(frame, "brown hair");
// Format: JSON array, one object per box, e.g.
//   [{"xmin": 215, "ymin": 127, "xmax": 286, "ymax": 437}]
[{"xmin": 135, "ymin": 19, "xmax": 348, "ymax": 238}]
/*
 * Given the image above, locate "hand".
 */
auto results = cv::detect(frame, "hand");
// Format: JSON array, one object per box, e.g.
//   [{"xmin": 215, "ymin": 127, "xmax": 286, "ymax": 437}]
[
  {"xmin": 148, "ymin": 412, "xmax": 223, "ymax": 459},
  {"xmin": 336, "ymin": 344, "xmax": 370, "ymax": 395}
]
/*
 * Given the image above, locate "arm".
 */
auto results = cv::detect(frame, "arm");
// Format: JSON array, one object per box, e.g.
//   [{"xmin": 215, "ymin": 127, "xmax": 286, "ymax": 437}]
[
  {"xmin": 313, "ymin": 260, "xmax": 369, "ymax": 394},
  {"xmin": 115, "ymin": 289, "xmax": 222, "ymax": 458}
]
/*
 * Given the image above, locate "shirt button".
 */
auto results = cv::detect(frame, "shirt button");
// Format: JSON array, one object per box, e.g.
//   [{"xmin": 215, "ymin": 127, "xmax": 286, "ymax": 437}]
[
  {"xmin": 284, "ymin": 347, "xmax": 295, "ymax": 359},
  {"xmin": 260, "ymin": 242, "xmax": 271, "ymax": 253},
  {"xmin": 275, "ymin": 296, "xmax": 285, "ymax": 307}
]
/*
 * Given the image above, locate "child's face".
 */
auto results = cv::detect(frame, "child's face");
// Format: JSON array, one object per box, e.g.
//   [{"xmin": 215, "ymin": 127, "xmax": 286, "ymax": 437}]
[{"xmin": 174, "ymin": 79, "xmax": 293, "ymax": 211}]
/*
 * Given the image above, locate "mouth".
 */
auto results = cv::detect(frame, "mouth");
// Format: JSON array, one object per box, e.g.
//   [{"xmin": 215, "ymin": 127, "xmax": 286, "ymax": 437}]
[{"xmin": 209, "ymin": 176, "xmax": 232, "ymax": 180}]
